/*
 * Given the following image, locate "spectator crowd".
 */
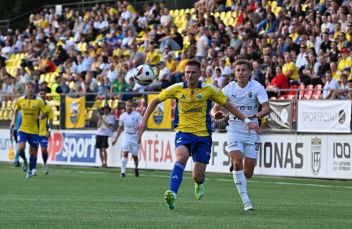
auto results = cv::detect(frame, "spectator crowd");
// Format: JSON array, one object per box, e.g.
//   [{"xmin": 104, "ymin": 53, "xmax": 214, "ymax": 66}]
[{"xmin": 0, "ymin": 0, "xmax": 351, "ymax": 102}]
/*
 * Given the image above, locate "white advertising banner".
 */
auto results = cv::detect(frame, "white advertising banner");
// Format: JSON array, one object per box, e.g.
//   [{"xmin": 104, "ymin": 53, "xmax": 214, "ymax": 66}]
[
  {"xmin": 297, "ymin": 100, "xmax": 351, "ymax": 133},
  {"xmin": 0, "ymin": 130, "xmax": 351, "ymax": 179}
]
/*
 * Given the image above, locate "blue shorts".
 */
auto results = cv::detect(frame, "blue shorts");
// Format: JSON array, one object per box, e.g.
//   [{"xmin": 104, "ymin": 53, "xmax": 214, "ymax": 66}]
[
  {"xmin": 38, "ymin": 136, "xmax": 49, "ymax": 148},
  {"xmin": 17, "ymin": 131, "xmax": 39, "ymax": 148},
  {"xmin": 175, "ymin": 132, "xmax": 212, "ymax": 164}
]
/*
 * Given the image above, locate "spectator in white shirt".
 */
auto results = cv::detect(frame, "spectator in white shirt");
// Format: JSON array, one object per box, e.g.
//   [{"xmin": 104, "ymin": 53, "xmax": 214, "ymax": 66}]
[{"xmin": 322, "ymin": 70, "xmax": 340, "ymax": 99}]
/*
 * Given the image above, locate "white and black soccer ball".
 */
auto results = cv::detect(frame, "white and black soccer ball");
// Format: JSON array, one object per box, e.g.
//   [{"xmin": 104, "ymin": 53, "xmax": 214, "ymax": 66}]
[{"xmin": 134, "ymin": 64, "xmax": 156, "ymax": 86}]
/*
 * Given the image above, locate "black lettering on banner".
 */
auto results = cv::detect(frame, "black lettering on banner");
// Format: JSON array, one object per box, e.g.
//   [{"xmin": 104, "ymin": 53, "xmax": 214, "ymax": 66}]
[
  {"xmin": 211, "ymin": 141, "xmax": 218, "ymax": 165},
  {"xmin": 264, "ymin": 142, "xmax": 272, "ymax": 167},
  {"xmin": 284, "ymin": 143, "xmax": 294, "ymax": 168},
  {"xmin": 295, "ymin": 143, "xmax": 303, "ymax": 168},
  {"xmin": 274, "ymin": 143, "xmax": 283, "ymax": 168},
  {"xmin": 223, "ymin": 141, "xmax": 230, "ymax": 166},
  {"xmin": 333, "ymin": 143, "xmax": 351, "ymax": 159}
]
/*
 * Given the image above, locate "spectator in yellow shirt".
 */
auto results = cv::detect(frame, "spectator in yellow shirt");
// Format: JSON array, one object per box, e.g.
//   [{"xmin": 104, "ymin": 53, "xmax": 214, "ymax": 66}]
[
  {"xmin": 338, "ymin": 48, "xmax": 352, "ymax": 71},
  {"xmin": 145, "ymin": 41, "xmax": 161, "ymax": 66},
  {"xmin": 282, "ymin": 52, "xmax": 299, "ymax": 83}
]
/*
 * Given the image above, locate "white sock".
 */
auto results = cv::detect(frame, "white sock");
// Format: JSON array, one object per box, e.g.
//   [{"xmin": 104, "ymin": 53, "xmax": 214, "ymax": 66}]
[
  {"xmin": 121, "ymin": 157, "xmax": 128, "ymax": 174},
  {"xmin": 233, "ymin": 170, "xmax": 250, "ymax": 203}
]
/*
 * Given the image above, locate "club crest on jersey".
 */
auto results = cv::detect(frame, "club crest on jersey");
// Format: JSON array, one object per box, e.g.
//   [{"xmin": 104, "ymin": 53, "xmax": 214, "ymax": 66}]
[
  {"xmin": 180, "ymin": 95, "xmax": 186, "ymax": 100},
  {"xmin": 196, "ymin": 93, "xmax": 202, "ymax": 99},
  {"xmin": 248, "ymin": 92, "xmax": 253, "ymax": 98}
]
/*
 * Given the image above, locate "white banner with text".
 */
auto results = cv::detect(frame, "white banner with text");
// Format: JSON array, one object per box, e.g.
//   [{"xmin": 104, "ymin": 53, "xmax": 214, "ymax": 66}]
[{"xmin": 297, "ymin": 100, "xmax": 351, "ymax": 133}]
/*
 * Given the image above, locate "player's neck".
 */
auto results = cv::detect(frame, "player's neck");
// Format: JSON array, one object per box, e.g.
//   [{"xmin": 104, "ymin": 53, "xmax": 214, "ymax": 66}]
[
  {"xmin": 237, "ymin": 80, "xmax": 249, "ymax": 88},
  {"xmin": 187, "ymin": 82, "xmax": 198, "ymax": 89}
]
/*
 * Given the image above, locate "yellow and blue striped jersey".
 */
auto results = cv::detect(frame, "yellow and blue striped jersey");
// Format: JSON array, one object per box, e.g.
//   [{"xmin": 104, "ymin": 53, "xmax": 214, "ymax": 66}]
[
  {"xmin": 158, "ymin": 82, "xmax": 228, "ymax": 136},
  {"xmin": 39, "ymin": 104, "xmax": 53, "ymax": 136},
  {"xmin": 15, "ymin": 96, "xmax": 45, "ymax": 134}
]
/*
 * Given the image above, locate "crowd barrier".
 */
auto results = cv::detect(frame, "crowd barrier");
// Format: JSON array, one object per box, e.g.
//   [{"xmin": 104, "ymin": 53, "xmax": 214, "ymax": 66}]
[{"xmin": 0, "ymin": 129, "xmax": 351, "ymax": 180}]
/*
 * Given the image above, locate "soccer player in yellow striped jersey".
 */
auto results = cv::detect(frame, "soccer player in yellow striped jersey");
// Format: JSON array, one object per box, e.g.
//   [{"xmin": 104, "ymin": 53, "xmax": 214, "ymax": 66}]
[
  {"xmin": 10, "ymin": 81, "xmax": 46, "ymax": 178},
  {"xmin": 138, "ymin": 60, "xmax": 262, "ymax": 209},
  {"xmin": 38, "ymin": 89, "xmax": 53, "ymax": 175}
]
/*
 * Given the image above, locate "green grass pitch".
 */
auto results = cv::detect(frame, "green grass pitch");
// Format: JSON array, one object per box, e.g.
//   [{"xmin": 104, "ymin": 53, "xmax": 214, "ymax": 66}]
[{"xmin": 1, "ymin": 162, "xmax": 352, "ymax": 229}]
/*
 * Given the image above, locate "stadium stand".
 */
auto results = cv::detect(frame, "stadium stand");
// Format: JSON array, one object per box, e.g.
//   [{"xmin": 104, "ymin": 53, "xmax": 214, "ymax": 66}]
[{"xmin": 0, "ymin": 0, "xmax": 351, "ymax": 128}]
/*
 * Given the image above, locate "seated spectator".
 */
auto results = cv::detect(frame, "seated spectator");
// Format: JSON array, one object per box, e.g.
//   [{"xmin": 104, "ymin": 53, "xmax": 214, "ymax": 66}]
[
  {"xmin": 331, "ymin": 74, "xmax": 349, "ymax": 99},
  {"xmin": 322, "ymin": 71, "xmax": 340, "ymax": 99},
  {"xmin": 266, "ymin": 66, "xmax": 289, "ymax": 98},
  {"xmin": 282, "ymin": 52, "xmax": 299, "ymax": 84}
]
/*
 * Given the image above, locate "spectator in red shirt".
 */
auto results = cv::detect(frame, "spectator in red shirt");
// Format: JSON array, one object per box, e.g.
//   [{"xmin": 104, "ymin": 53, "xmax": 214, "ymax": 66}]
[{"xmin": 266, "ymin": 66, "xmax": 289, "ymax": 98}]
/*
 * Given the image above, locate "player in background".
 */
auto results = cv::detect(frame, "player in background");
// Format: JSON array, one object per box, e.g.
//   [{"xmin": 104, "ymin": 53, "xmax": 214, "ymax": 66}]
[
  {"xmin": 96, "ymin": 105, "xmax": 116, "ymax": 168},
  {"xmin": 211, "ymin": 59, "xmax": 271, "ymax": 211},
  {"xmin": 10, "ymin": 81, "xmax": 46, "ymax": 178},
  {"xmin": 10, "ymin": 111, "xmax": 25, "ymax": 169},
  {"xmin": 37, "ymin": 89, "xmax": 53, "ymax": 175},
  {"xmin": 138, "ymin": 60, "xmax": 261, "ymax": 209},
  {"xmin": 112, "ymin": 100, "xmax": 142, "ymax": 177}
]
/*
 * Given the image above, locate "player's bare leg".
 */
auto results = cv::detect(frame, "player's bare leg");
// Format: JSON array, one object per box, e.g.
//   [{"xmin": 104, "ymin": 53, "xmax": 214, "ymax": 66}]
[{"xmin": 193, "ymin": 162, "xmax": 206, "ymax": 200}]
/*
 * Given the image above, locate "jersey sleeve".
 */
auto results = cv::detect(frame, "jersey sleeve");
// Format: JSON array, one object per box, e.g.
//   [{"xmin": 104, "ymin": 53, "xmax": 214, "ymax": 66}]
[
  {"xmin": 208, "ymin": 85, "xmax": 228, "ymax": 106},
  {"xmin": 119, "ymin": 115, "xmax": 125, "ymax": 127},
  {"xmin": 158, "ymin": 83, "xmax": 179, "ymax": 102},
  {"xmin": 257, "ymin": 85, "xmax": 269, "ymax": 104}
]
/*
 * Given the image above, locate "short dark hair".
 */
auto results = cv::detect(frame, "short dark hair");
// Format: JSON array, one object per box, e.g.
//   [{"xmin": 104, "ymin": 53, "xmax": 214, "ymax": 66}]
[
  {"xmin": 235, "ymin": 59, "xmax": 251, "ymax": 70},
  {"xmin": 186, "ymin": 59, "xmax": 201, "ymax": 69}
]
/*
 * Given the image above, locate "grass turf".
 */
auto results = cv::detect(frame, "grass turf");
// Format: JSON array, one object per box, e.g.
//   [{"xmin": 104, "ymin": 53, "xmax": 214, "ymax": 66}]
[{"xmin": 0, "ymin": 162, "xmax": 352, "ymax": 229}]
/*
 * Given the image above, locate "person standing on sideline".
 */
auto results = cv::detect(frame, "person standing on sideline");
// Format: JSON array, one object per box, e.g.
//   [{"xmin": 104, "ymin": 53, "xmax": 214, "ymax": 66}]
[
  {"xmin": 96, "ymin": 105, "xmax": 115, "ymax": 168},
  {"xmin": 211, "ymin": 59, "xmax": 271, "ymax": 211},
  {"xmin": 138, "ymin": 60, "xmax": 261, "ymax": 210},
  {"xmin": 10, "ymin": 81, "xmax": 46, "ymax": 178},
  {"xmin": 37, "ymin": 89, "xmax": 53, "ymax": 175},
  {"xmin": 112, "ymin": 100, "xmax": 142, "ymax": 177}
]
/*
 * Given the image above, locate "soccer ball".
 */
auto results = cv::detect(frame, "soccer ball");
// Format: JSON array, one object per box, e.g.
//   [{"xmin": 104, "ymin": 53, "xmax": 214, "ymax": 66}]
[{"xmin": 134, "ymin": 64, "xmax": 156, "ymax": 86}]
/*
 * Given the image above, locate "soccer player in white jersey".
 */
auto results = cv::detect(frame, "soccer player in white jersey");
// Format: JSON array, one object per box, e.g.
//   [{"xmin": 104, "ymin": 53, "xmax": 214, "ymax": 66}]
[
  {"xmin": 112, "ymin": 100, "xmax": 142, "ymax": 177},
  {"xmin": 211, "ymin": 59, "xmax": 271, "ymax": 211}
]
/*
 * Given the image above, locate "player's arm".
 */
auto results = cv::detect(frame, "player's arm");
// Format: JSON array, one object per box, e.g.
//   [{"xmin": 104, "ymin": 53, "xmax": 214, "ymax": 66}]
[
  {"xmin": 112, "ymin": 126, "xmax": 124, "ymax": 145},
  {"xmin": 211, "ymin": 103, "xmax": 224, "ymax": 119},
  {"xmin": 250, "ymin": 101, "xmax": 271, "ymax": 119},
  {"xmin": 137, "ymin": 97, "xmax": 161, "ymax": 136},
  {"xmin": 222, "ymin": 101, "xmax": 262, "ymax": 134},
  {"xmin": 10, "ymin": 105, "xmax": 19, "ymax": 129}
]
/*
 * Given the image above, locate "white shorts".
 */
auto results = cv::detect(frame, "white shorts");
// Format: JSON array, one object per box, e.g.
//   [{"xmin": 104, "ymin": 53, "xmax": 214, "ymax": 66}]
[
  {"xmin": 226, "ymin": 131, "xmax": 260, "ymax": 159},
  {"xmin": 121, "ymin": 134, "xmax": 139, "ymax": 156}
]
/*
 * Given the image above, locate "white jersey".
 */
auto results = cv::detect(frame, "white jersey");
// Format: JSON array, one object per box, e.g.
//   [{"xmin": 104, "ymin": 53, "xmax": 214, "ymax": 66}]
[
  {"xmin": 119, "ymin": 111, "xmax": 142, "ymax": 155},
  {"xmin": 222, "ymin": 80, "xmax": 268, "ymax": 133},
  {"xmin": 96, "ymin": 114, "xmax": 116, "ymax": 137},
  {"xmin": 119, "ymin": 111, "xmax": 142, "ymax": 136}
]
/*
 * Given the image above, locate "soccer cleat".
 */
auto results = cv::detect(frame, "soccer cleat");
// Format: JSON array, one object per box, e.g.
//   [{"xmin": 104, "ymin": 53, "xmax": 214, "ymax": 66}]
[
  {"xmin": 44, "ymin": 164, "xmax": 49, "ymax": 175},
  {"xmin": 32, "ymin": 169, "xmax": 37, "ymax": 176},
  {"xmin": 244, "ymin": 201, "xmax": 254, "ymax": 211},
  {"xmin": 121, "ymin": 173, "xmax": 126, "ymax": 177},
  {"xmin": 194, "ymin": 183, "xmax": 205, "ymax": 200},
  {"xmin": 23, "ymin": 160, "xmax": 28, "ymax": 172},
  {"xmin": 164, "ymin": 190, "xmax": 176, "ymax": 210},
  {"xmin": 135, "ymin": 168, "xmax": 139, "ymax": 177}
]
